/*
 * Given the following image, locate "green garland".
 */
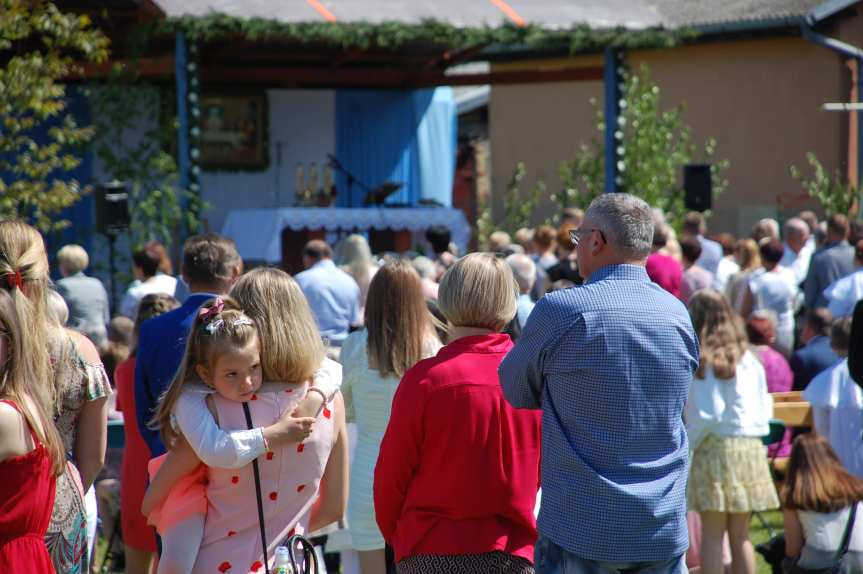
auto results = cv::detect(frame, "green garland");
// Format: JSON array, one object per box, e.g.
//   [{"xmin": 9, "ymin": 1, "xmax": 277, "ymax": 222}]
[{"xmin": 156, "ymin": 15, "xmax": 696, "ymax": 55}]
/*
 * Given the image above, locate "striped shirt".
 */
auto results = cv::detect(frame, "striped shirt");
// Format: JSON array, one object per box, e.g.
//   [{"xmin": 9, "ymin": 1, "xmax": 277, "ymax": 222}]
[{"xmin": 500, "ymin": 264, "xmax": 699, "ymax": 562}]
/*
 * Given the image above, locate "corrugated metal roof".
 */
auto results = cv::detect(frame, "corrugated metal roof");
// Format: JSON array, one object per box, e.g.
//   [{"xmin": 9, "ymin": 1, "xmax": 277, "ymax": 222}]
[
  {"xmin": 650, "ymin": 0, "xmax": 827, "ymax": 29},
  {"xmin": 151, "ymin": 0, "xmax": 855, "ymax": 30},
  {"xmin": 152, "ymin": 0, "xmax": 663, "ymax": 29}
]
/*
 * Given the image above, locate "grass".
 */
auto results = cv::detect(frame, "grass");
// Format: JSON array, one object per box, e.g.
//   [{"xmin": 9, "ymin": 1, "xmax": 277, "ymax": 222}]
[
  {"xmin": 90, "ymin": 511, "xmax": 786, "ymax": 574},
  {"xmin": 751, "ymin": 510, "xmax": 783, "ymax": 574}
]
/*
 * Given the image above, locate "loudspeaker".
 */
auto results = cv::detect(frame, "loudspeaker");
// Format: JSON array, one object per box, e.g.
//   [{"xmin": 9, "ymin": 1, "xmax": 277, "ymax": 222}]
[
  {"xmin": 684, "ymin": 164, "xmax": 712, "ymax": 212},
  {"xmin": 95, "ymin": 182, "xmax": 130, "ymax": 235}
]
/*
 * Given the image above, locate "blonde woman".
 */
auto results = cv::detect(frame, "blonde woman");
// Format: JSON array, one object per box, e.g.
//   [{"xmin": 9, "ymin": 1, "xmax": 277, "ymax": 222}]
[
  {"xmin": 0, "ymin": 288, "xmax": 66, "ymax": 572},
  {"xmin": 337, "ymin": 234, "xmax": 379, "ymax": 314},
  {"xmin": 143, "ymin": 268, "xmax": 348, "ymax": 572},
  {"xmin": 685, "ymin": 290, "xmax": 779, "ymax": 574},
  {"xmin": 725, "ymin": 239, "xmax": 761, "ymax": 314},
  {"xmin": 339, "ymin": 260, "xmax": 442, "ymax": 573},
  {"xmin": 375, "ymin": 253, "xmax": 541, "ymax": 573},
  {"xmin": 0, "ymin": 221, "xmax": 111, "ymax": 574}
]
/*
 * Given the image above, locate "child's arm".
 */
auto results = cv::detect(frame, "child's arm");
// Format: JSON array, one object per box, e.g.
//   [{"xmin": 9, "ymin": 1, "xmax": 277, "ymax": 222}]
[
  {"xmin": 175, "ymin": 391, "xmax": 315, "ymax": 469},
  {"xmin": 141, "ymin": 434, "xmax": 201, "ymax": 517},
  {"xmin": 308, "ymin": 393, "xmax": 349, "ymax": 532},
  {"xmin": 292, "ymin": 358, "xmax": 342, "ymax": 419}
]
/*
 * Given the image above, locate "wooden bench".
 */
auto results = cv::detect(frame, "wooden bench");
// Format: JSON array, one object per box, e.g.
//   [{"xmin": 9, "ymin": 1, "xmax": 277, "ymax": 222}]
[{"xmin": 769, "ymin": 391, "xmax": 812, "ymax": 474}]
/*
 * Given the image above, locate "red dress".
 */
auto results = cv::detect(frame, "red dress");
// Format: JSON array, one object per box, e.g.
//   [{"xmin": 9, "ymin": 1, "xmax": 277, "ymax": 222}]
[
  {"xmin": 0, "ymin": 399, "xmax": 57, "ymax": 573},
  {"xmin": 115, "ymin": 358, "xmax": 157, "ymax": 552}
]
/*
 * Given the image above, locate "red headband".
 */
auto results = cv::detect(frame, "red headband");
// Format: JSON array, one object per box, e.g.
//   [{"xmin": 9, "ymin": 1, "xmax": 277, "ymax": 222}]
[{"xmin": 5, "ymin": 272, "xmax": 23, "ymax": 291}]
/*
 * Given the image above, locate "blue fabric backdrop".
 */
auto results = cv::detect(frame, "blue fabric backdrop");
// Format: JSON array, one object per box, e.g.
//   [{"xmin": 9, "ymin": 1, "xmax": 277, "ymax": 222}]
[{"xmin": 334, "ymin": 87, "xmax": 456, "ymax": 208}]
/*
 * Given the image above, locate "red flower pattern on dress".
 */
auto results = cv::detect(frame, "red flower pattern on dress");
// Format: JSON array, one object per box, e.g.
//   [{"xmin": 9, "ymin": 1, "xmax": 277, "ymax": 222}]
[
  {"xmin": 269, "ymin": 491, "xmax": 278, "ymax": 501},
  {"xmin": 266, "ymin": 451, "xmax": 274, "ymax": 460},
  {"xmin": 231, "ymin": 475, "xmax": 239, "ymax": 484},
  {"xmin": 251, "ymin": 394, "xmax": 257, "ymax": 401},
  {"xmin": 323, "ymin": 407, "xmax": 331, "ymax": 419},
  {"xmin": 227, "ymin": 530, "xmax": 236, "ymax": 537},
  {"xmin": 218, "ymin": 561, "xmax": 232, "ymax": 572},
  {"xmin": 251, "ymin": 560, "xmax": 263, "ymax": 571},
  {"xmin": 297, "ymin": 443, "xmax": 305, "ymax": 453},
  {"xmin": 296, "ymin": 484, "xmax": 306, "ymax": 492}
]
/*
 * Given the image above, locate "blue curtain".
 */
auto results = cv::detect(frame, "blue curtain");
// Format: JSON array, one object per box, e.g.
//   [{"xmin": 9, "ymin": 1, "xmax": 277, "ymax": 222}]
[{"xmin": 335, "ymin": 87, "xmax": 456, "ymax": 207}]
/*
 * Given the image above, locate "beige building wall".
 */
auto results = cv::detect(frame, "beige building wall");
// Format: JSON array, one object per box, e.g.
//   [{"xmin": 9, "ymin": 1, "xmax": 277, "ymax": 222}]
[{"xmin": 489, "ymin": 35, "xmax": 847, "ymax": 237}]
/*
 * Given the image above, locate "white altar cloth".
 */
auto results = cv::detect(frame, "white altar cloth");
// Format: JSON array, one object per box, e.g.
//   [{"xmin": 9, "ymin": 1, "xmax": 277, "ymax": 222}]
[{"xmin": 222, "ymin": 207, "xmax": 471, "ymax": 263}]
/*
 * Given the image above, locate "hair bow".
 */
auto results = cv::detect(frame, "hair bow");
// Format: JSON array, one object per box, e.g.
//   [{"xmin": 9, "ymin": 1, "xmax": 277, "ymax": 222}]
[
  {"xmin": 5, "ymin": 271, "xmax": 23, "ymax": 291},
  {"xmin": 198, "ymin": 297, "xmax": 225, "ymax": 322}
]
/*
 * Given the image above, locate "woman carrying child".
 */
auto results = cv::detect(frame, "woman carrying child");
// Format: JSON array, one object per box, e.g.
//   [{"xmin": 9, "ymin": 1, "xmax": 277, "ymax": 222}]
[{"xmin": 145, "ymin": 268, "xmax": 348, "ymax": 573}]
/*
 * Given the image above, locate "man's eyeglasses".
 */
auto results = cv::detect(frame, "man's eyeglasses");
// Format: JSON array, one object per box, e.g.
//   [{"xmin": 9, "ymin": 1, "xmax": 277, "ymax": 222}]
[{"xmin": 569, "ymin": 228, "xmax": 607, "ymax": 247}]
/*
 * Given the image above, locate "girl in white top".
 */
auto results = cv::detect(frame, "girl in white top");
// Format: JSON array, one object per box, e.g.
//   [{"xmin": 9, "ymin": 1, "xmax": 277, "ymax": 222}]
[
  {"xmin": 144, "ymin": 272, "xmax": 348, "ymax": 573},
  {"xmin": 339, "ymin": 260, "xmax": 442, "ymax": 574},
  {"xmin": 782, "ymin": 433, "xmax": 863, "ymax": 572},
  {"xmin": 685, "ymin": 289, "xmax": 779, "ymax": 574}
]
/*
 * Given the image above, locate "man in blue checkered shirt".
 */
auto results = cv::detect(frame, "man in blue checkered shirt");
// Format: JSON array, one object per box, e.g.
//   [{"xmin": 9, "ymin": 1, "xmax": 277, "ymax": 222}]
[{"xmin": 500, "ymin": 193, "xmax": 699, "ymax": 574}]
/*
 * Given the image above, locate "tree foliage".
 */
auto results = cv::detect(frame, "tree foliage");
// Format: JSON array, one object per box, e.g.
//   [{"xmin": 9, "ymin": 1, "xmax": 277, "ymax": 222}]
[
  {"xmin": 90, "ymin": 76, "xmax": 205, "ymax": 250},
  {"xmin": 477, "ymin": 162, "xmax": 545, "ymax": 248},
  {"xmin": 790, "ymin": 153, "xmax": 858, "ymax": 218},
  {"xmin": 557, "ymin": 64, "xmax": 729, "ymax": 230},
  {"xmin": 0, "ymin": 0, "xmax": 109, "ymax": 232}
]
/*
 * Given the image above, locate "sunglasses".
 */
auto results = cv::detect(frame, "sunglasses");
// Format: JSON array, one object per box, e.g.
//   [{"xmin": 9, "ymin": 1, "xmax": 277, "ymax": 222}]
[{"xmin": 569, "ymin": 228, "xmax": 607, "ymax": 247}]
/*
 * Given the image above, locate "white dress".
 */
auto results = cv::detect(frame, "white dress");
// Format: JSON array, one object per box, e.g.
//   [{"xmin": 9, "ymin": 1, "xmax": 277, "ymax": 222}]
[{"xmin": 339, "ymin": 329, "xmax": 441, "ymax": 551}]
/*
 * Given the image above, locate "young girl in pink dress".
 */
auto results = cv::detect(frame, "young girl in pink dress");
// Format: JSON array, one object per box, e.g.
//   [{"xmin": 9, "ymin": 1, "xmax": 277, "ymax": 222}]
[{"xmin": 145, "ymin": 273, "xmax": 348, "ymax": 574}]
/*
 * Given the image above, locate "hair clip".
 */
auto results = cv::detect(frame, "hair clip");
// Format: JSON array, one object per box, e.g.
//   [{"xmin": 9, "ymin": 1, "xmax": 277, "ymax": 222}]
[
  {"xmin": 4, "ymin": 271, "xmax": 23, "ymax": 291},
  {"xmin": 233, "ymin": 317, "xmax": 253, "ymax": 328},
  {"xmin": 198, "ymin": 297, "xmax": 225, "ymax": 322},
  {"xmin": 205, "ymin": 319, "xmax": 224, "ymax": 334}
]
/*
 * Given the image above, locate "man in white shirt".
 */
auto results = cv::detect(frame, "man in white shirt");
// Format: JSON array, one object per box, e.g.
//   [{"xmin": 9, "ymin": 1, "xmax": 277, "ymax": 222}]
[
  {"xmin": 803, "ymin": 317, "xmax": 863, "ymax": 477},
  {"xmin": 779, "ymin": 217, "xmax": 813, "ymax": 288},
  {"xmin": 824, "ymin": 240, "xmax": 863, "ymax": 318},
  {"xmin": 295, "ymin": 239, "xmax": 361, "ymax": 349}
]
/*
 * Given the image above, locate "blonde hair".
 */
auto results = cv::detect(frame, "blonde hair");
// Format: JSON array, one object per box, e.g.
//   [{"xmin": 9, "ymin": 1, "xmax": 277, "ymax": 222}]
[
  {"xmin": 735, "ymin": 238, "xmax": 761, "ymax": 271},
  {"xmin": 153, "ymin": 297, "xmax": 259, "ymax": 447},
  {"xmin": 366, "ymin": 259, "xmax": 437, "ymax": 377},
  {"xmin": 688, "ymin": 289, "xmax": 748, "ymax": 379},
  {"xmin": 230, "ymin": 268, "xmax": 325, "ymax": 383},
  {"xmin": 56, "ymin": 244, "xmax": 89, "ymax": 274},
  {"xmin": 438, "ymin": 253, "xmax": 518, "ymax": 331},
  {"xmin": 0, "ymin": 221, "xmax": 56, "ymax": 408},
  {"xmin": 0, "ymin": 286, "xmax": 65, "ymax": 475},
  {"xmin": 337, "ymin": 234, "xmax": 375, "ymax": 285},
  {"xmin": 47, "ymin": 290, "xmax": 69, "ymax": 327}
]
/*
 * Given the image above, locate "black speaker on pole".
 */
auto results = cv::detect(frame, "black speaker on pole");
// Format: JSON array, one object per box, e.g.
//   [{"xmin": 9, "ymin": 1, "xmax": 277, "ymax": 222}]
[
  {"xmin": 684, "ymin": 164, "xmax": 712, "ymax": 212},
  {"xmin": 95, "ymin": 181, "xmax": 130, "ymax": 236}
]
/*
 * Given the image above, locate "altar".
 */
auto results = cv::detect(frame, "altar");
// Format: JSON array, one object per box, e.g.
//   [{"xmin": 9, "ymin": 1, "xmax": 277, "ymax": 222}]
[{"xmin": 222, "ymin": 207, "xmax": 471, "ymax": 271}]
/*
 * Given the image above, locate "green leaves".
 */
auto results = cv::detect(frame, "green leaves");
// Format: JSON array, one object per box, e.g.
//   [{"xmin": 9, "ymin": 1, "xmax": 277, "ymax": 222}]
[
  {"xmin": 0, "ymin": 0, "xmax": 109, "ymax": 232},
  {"xmin": 157, "ymin": 16, "xmax": 690, "ymax": 55},
  {"xmin": 790, "ymin": 153, "xmax": 858, "ymax": 217},
  {"xmin": 557, "ymin": 63, "xmax": 729, "ymax": 231}
]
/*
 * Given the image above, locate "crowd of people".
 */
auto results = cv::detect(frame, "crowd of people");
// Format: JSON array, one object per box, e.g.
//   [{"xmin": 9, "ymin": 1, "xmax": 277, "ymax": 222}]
[{"xmin": 3, "ymin": 193, "xmax": 863, "ymax": 574}]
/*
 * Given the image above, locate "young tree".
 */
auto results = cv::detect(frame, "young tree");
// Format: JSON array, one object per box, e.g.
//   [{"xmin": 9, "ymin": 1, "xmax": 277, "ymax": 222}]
[
  {"xmin": 0, "ymin": 0, "xmax": 109, "ymax": 232},
  {"xmin": 557, "ymin": 64, "xmax": 728, "ymax": 230},
  {"xmin": 790, "ymin": 152, "xmax": 859, "ymax": 218}
]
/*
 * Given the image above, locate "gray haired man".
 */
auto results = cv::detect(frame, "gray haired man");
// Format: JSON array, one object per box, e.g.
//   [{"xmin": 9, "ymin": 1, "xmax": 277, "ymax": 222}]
[{"xmin": 501, "ymin": 193, "xmax": 699, "ymax": 574}]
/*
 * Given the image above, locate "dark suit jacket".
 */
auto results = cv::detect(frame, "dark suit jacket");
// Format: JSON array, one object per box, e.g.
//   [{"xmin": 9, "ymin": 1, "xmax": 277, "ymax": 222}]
[
  {"xmin": 850, "ymin": 299, "xmax": 863, "ymax": 388},
  {"xmin": 134, "ymin": 292, "xmax": 214, "ymax": 457},
  {"xmin": 804, "ymin": 240, "xmax": 855, "ymax": 308},
  {"xmin": 789, "ymin": 335, "xmax": 841, "ymax": 391}
]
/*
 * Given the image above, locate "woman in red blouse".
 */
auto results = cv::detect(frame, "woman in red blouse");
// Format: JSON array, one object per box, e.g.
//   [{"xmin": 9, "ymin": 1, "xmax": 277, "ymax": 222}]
[{"xmin": 374, "ymin": 253, "xmax": 542, "ymax": 574}]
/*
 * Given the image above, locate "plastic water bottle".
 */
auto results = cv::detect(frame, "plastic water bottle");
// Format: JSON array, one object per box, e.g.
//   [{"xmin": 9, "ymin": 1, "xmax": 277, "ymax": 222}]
[{"xmin": 273, "ymin": 546, "xmax": 293, "ymax": 574}]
